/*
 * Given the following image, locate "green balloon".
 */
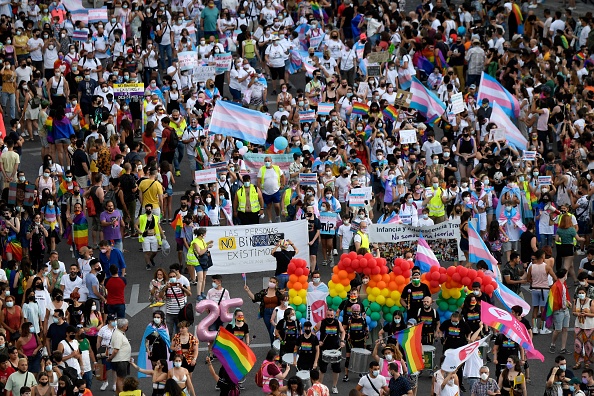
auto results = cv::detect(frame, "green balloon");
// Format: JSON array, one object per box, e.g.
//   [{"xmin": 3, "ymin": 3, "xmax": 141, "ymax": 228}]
[
  {"xmin": 448, "ymin": 304, "xmax": 458, "ymax": 312},
  {"xmin": 382, "ymin": 306, "xmax": 391, "ymax": 314},
  {"xmin": 437, "ymin": 291, "xmax": 443, "ymax": 299},
  {"xmin": 457, "ymin": 296, "xmax": 465, "ymax": 306},
  {"xmin": 295, "ymin": 311, "xmax": 303, "ymax": 320},
  {"xmin": 370, "ymin": 302, "xmax": 381, "ymax": 312},
  {"xmin": 438, "ymin": 301, "xmax": 449, "ymax": 311},
  {"xmin": 326, "ymin": 295, "xmax": 333, "ymax": 305},
  {"xmin": 384, "ymin": 313, "xmax": 393, "ymax": 322},
  {"xmin": 333, "ymin": 296, "xmax": 343, "ymax": 307},
  {"xmin": 390, "ymin": 306, "xmax": 400, "ymax": 314},
  {"xmin": 298, "ymin": 304, "xmax": 307, "ymax": 313},
  {"xmin": 370, "ymin": 312, "xmax": 381, "ymax": 321},
  {"xmin": 362, "ymin": 299, "xmax": 370, "ymax": 308}
]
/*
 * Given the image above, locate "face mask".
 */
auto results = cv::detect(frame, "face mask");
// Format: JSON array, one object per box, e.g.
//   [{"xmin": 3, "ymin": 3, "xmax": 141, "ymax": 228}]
[
  {"xmin": 18, "ymin": 176, "xmax": 25, "ymax": 182},
  {"xmin": 46, "ymin": 364, "xmax": 52, "ymax": 371},
  {"xmin": 506, "ymin": 362, "xmax": 514, "ymax": 369},
  {"xmin": 110, "ymin": 321, "xmax": 117, "ymax": 327},
  {"xmin": 451, "ymin": 321, "xmax": 459, "ymax": 326},
  {"xmin": 433, "ymin": 183, "xmax": 439, "ymax": 189},
  {"xmin": 372, "ymin": 370, "xmax": 380, "ymax": 377},
  {"xmin": 579, "ymin": 294, "xmax": 586, "ymax": 299},
  {"xmin": 173, "ymin": 362, "xmax": 182, "ymax": 368},
  {"xmin": 384, "ymin": 354, "xmax": 393, "ymax": 361},
  {"xmin": 244, "ymin": 181, "xmax": 251, "ymax": 187},
  {"xmin": 290, "ymin": 315, "xmax": 297, "ymax": 321},
  {"xmin": 412, "ymin": 279, "xmax": 420, "ymax": 286},
  {"xmin": 313, "ymin": 278, "xmax": 320, "ymax": 284},
  {"xmin": 43, "ymin": 172, "xmax": 50, "ymax": 178},
  {"xmin": 52, "ymin": 317, "xmax": 59, "ymax": 324},
  {"xmin": 47, "ymin": 201, "xmax": 54, "ymax": 206},
  {"xmin": 6, "ymin": 301, "xmax": 13, "ymax": 308},
  {"xmin": 570, "ymin": 386, "xmax": 576, "ymax": 392},
  {"xmin": 153, "ymin": 317, "xmax": 162, "ymax": 325},
  {"xmin": 268, "ymin": 282, "xmax": 276, "ymax": 289}
]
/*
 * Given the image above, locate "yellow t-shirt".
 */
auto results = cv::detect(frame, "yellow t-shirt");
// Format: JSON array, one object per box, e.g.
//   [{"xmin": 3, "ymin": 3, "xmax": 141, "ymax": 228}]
[
  {"xmin": 14, "ymin": 35, "xmax": 28, "ymax": 56},
  {"xmin": 139, "ymin": 178, "xmax": 163, "ymax": 208}
]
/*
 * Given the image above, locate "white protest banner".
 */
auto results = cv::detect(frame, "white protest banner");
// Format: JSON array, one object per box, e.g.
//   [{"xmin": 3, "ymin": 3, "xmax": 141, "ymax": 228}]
[
  {"xmin": 450, "ymin": 92, "xmax": 465, "ymax": 114},
  {"xmin": 207, "ymin": 220, "xmax": 310, "ymax": 274},
  {"xmin": 193, "ymin": 66, "xmax": 216, "ymax": 82},
  {"xmin": 113, "ymin": 83, "xmax": 144, "ymax": 99},
  {"xmin": 319, "ymin": 212, "xmax": 337, "ymax": 235},
  {"xmin": 307, "ymin": 289, "xmax": 329, "ymax": 327},
  {"xmin": 490, "ymin": 128, "xmax": 505, "ymax": 142},
  {"xmin": 369, "ymin": 220, "xmax": 463, "ymax": 261},
  {"xmin": 538, "ymin": 176, "xmax": 552, "ymax": 185},
  {"xmin": 243, "ymin": 153, "xmax": 294, "ymax": 180},
  {"xmin": 215, "ymin": 52, "xmax": 233, "ymax": 73},
  {"xmin": 308, "ymin": 33, "xmax": 325, "ymax": 50},
  {"xmin": 348, "ymin": 193, "xmax": 366, "ymax": 207},
  {"xmin": 299, "ymin": 173, "xmax": 318, "ymax": 186},
  {"xmin": 88, "ymin": 7, "xmax": 108, "ymax": 23},
  {"xmin": 355, "ymin": 186, "xmax": 373, "ymax": 200},
  {"xmin": 194, "ymin": 169, "xmax": 218, "ymax": 185},
  {"xmin": 178, "ymin": 51, "xmax": 198, "ymax": 71},
  {"xmin": 522, "ymin": 151, "xmax": 536, "ymax": 161},
  {"xmin": 399, "ymin": 129, "xmax": 417, "ymax": 144},
  {"xmin": 442, "ymin": 336, "xmax": 489, "ymax": 371}
]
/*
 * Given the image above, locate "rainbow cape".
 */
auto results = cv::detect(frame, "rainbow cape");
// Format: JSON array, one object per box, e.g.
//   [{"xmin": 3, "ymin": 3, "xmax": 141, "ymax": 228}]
[
  {"xmin": 352, "ymin": 102, "xmax": 369, "ymax": 116},
  {"xmin": 170, "ymin": 213, "xmax": 184, "ymax": 239},
  {"xmin": 545, "ymin": 280, "xmax": 569, "ymax": 327},
  {"xmin": 212, "ymin": 326, "xmax": 257, "ymax": 384},
  {"xmin": 382, "ymin": 105, "xmax": 398, "ymax": 122},
  {"xmin": 392, "ymin": 324, "xmax": 424, "ymax": 373}
]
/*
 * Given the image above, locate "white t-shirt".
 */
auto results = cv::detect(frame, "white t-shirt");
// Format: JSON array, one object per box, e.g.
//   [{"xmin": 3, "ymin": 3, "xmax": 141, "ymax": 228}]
[
  {"xmin": 15, "ymin": 65, "xmax": 32, "ymax": 85},
  {"xmin": 28, "ymin": 37, "xmax": 44, "ymax": 61},
  {"xmin": 60, "ymin": 339, "xmax": 82, "ymax": 375},
  {"xmin": 258, "ymin": 166, "xmax": 281, "ymax": 195},
  {"xmin": 421, "ymin": 140, "xmax": 443, "ymax": 164},
  {"xmin": 338, "ymin": 224, "xmax": 353, "ymax": 249},
  {"xmin": 265, "ymin": 43, "xmax": 286, "ymax": 68},
  {"xmin": 357, "ymin": 374, "xmax": 387, "ymax": 396}
]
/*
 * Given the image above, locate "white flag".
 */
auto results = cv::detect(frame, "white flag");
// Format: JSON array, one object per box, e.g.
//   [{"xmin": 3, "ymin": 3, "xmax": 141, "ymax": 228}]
[
  {"xmin": 442, "ymin": 336, "xmax": 489, "ymax": 371},
  {"xmin": 307, "ymin": 289, "xmax": 329, "ymax": 327}
]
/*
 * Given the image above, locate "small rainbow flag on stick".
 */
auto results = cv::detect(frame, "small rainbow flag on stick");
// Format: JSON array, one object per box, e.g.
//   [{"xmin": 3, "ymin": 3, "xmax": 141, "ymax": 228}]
[
  {"xmin": 382, "ymin": 105, "xmax": 398, "ymax": 121},
  {"xmin": 392, "ymin": 324, "xmax": 425, "ymax": 373},
  {"xmin": 170, "ymin": 213, "xmax": 184, "ymax": 239},
  {"xmin": 212, "ymin": 327, "xmax": 257, "ymax": 383},
  {"xmin": 352, "ymin": 102, "xmax": 369, "ymax": 116}
]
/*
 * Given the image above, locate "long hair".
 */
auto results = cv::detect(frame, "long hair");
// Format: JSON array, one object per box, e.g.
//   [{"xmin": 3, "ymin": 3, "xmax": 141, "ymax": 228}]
[{"xmin": 163, "ymin": 379, "xmax": 184, "ymax": 396}]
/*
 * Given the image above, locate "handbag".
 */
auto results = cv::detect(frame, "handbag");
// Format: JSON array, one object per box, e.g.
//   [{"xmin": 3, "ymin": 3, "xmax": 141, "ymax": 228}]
[
  {"xmin": 94, "ymin": 362, "xmax": 107, "ymax": 381},
  {"xmin": 198, "ymin": 251, "xmax": 213, "ymax": 269}
]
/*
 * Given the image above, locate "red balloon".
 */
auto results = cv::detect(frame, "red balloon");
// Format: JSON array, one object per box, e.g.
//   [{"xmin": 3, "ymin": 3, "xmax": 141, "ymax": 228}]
[
  {"xmin": 431, "ymin": 272, "xmax": 440, "ymax": 281},
  {"xmin": 467, "ymin": 269, "xmax": 477, "ymax": 279},
  {"xmin": 485, "ymin": 284, "xmax": 495, "ymax": 295},
  {"xmin": 430, "ymin": 280, "xmax": 440, "ymax": 288},
  {"xmin": 452, "ymin": 273, "xmax": 462, "ymax": 283},
  {"xmin": 474, "ymin": 277, "xmax": 483, "ymax": 285},
  {"xmin": 446, "ymin": 266, "xmax": 456, "ymax": 276},
  {"xmin": 439, "ymin": 274, "xmax": 448, "ymax": 283},
  {"xmin": 342, "ymin": 258, "xmax": 352, "ymax": 267},
  {"xmin": 303, "ymin": 268, "xmax": 310, "ymax": 277},
  {"xmin": 363, "ymin": 267, "xmax": 372, "ymax": 276},
  {"xmin": 295, "ymin": 268, "xmax": 303, "ymax": 276},
  {"xmin": 359, "ymin": 259, "xmax": 368, "ymax": 268},
  {"xmin": 402, "ymin": 270, "xmax": 411, "ymax": 279},
  {"xmin": 371, "ymin": 266, "xmax": 381, "ymax": 275},
  {"xmin": 458, "ymin": 267, "xmax": 469, "ymax": 277},
  {"xmin": 352, "ymin": 259, "xmax": 360, "ymax": 268},
  {"xmin": 429, "ymin": 265, "xmax": 438, "ymax": 273},
  {"xmin": 393, "ymin": 266, "xmax": 403, "ymax": 276},
  {"xmin": 461, "ymin": 276, "xmax": 472, "ymax": 286},
  {"xmin": 380, "ymin": 266, "xmax": 389, "ymax": 274},
  {"xmin": 288, "ymin": 263, "xmax": 296, "ymax": 274}
]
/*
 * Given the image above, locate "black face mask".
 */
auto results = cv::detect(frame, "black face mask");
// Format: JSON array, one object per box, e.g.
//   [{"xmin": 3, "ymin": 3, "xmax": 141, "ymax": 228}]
[{"xmin": 28, "ymin": 296, "xmax": 35, "ymax": 302}]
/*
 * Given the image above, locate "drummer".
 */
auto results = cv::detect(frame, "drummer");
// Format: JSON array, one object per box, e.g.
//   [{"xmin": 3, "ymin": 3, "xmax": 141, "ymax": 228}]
[
  {"xmin": 400, "ymin": 268, "xmax": 431, "ymax": 321},
  {"xmin": 294, "ymin": 321, "xmax": 320, "ymax": 372},
  {"xmin": 275, "ymin": 307, "xmax": 302, "ymax": 357},
  {"xmin": 315, "ymin": 308, "xmax": 345, "ymax": 393},
  {"xmin": 344, "ymin": 304, "xmax": 368, "ymax": 383},
  {"xmin": 337, "ymin": 289, "xmax": 362, "ymax": 328},
  {"xmin": 372, "ymin": 343, "xmax": 406, "ymax": 382},
  {"xmin": 418, "ymin": 296, "xmax": 442, "ymax": 345}
]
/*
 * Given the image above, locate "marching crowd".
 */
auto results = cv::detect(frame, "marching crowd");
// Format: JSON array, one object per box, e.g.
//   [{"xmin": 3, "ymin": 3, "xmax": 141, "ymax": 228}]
[{"xmin": 0, "ymin": 0, "xmax": 591, "ymax": 395}]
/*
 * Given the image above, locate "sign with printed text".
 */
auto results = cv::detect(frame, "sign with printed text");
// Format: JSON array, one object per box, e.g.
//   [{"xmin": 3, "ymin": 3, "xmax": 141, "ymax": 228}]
[
  {"xmin": 113, "ymin": 83, "xmax": 144, "ymax": 99},
  {"xmin": 490, "ymin": 128, "xmax": 505, "ymax": 142},
  {"xmin": 353, "ymin": 186, "xmax": 373, "ymax": 200},
  {"xmin": 538, "ymin": 176, "xmax": 552, "ymax": 185},
  {"xmin": 450, "ymin": 92, "xmax": 465, "ymax": 114},
  {"xmin": 178, "ymin": 51, "xmax": 198, "ymax": 71},
  {"xmin": 308, "ymin": 33, "xmax": 325, "ymax": 50},
  {"xmin": 319, "ymin": 212, "xmax": 337, "ymax": 235},
  {"xmin": 209, "ymin": 161, "xmax": 229, "ymax": 174},
  {"xmin": 208, "ymin": 220, "xmax": 310, "ymax": 273},
  {"xmin": 299, "ymin": 173, "xmax": 318, "ymax": 186},
  {"xmin": 394, "ymin": 90, "xmax": 412, "ymax": 108},
  {"xmin": 348, "ymin": 192, "xmax": 366, "ymax": 207},
  {"xmin": 214, "ymin": 52, "xmax": 233, "ymax": 74},
  {"xmin": 366, "ymin": 51, "xmax": 390, "ymax": 64},
  {"xmin": 194, "ymin": 169, "xmax": 218, "ymax": 185},
  {"xmin": 299, "ymin": 110, "xmax": 316, "ymax": 123},
  {"xmin": 399, "ymin": 129, "xmax": 417, "ymax": 144},
  {"xmin": 370, "ymin": 220, "xmax": 461, "ymax": 243},
  {"xmin": 522, "ymin": 151, "xmax": 536, "ymax": 161},
  {"xmin": 88, "ymin": 7, "xmax": 108, "ymax": 23},
  {"xmin": 193, "ymin": 66, "xmax": 216, "ymax": 82},
  {"xmin": 367, "ymin": 65, "xmax": 381, "ymax": 77}
]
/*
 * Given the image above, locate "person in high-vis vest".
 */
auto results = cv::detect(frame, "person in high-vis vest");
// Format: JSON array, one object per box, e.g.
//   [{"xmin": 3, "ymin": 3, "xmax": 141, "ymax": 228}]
[
  {"xmin": 233, "ymin": 174, "xmax": 265, "ymax": 225},
  {"xmin": 135, "ymin": 203, "xmax": 165, "ymax": 271},
  {"xmin": 423, "ymin": 176, "xmax": 447, "ymax": 224},
  {"xmin": 353, "ymin": 220, "xmax": 370, "ymax": 252},
  {"xmin": 257, "ymin": 156, "xmax": 286, "ymax": 223}
]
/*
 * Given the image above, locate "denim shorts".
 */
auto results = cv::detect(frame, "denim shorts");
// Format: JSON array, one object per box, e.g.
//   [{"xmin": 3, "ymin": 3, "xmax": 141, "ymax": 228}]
[
  {"xmin": 553, "ymin": 308, "xmax": 570, "ymax": 331},
  {"xmin": 531, "ymin": 289, "xmax": 549, "ymax": 307},
  {"xmin": 55, "ymin": 138, "xmax": 71, "ymax": 145}
]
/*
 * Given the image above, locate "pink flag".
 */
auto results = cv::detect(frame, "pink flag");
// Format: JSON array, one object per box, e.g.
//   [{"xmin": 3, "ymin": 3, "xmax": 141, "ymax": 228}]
[{"xmin": 481, "ymin": 302, "xmax": 544, "ymax": 362}]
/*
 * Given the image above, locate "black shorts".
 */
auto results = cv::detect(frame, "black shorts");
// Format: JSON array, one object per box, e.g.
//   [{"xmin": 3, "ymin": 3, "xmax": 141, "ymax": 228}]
[
  {"xmin": 320, "ymin": 234, "xmax": 333, "ymax": 240},
  {"xmin": 309, "ymin": 243, "xmax": 319, "ymax": 256},
  {"xmin": 81, "ymin": 101, "xmax": 92, "ymax": 116},
  {"xmin": 269, "ymin": 66, "xmax": 285, "ymax": 80},
  {"xmin": 181, "ymin": 358, "xmax": 196, "ymax": 373},
  {"xmin": 112, "ymin": 361, "xmax": 130, "ymax": 378},
  {"xmin": 319, "ymin": 359, "xmax": 341, "ymax": 373}
]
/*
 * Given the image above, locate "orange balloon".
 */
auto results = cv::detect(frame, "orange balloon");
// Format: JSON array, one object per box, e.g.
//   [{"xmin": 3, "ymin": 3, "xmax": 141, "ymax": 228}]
[
  {"xmin": 388, "ymin": 281, "xmax": 398, "ymax": 290},
  {"xmin": 289, "ymin": 274, "xmax": 298, "ymax": 283},
  {"xmin": 293, "ymin": 282, "xmax": 302, "ymax": 291},
  {"xmin": 382, "ymin": 274, "xmax": 391, "ymax": 283},
  {"xmin": 371, "ymin": 274, "xmax": 382, "ymax": 282},
  {"xmin": 368, "ymin": 280, "xmax": 377, "ymax": 288},
  {"xmin": 339, "ymin": 270, "xmax": 348, "ymax": 279},
  {"xmin": 348, "ymin": 272, "xmax": 356, "ymax": 280},
  {"xmin": 333, "ymin": 266, "xmax": 340, "ymax": 274},
  {"xmin": 299, "ymin": 275, "xmax": 308, "ymax": 284},
  {"xmin": 377, "ymin": 281, "xmax": 387, "ymax": 290},
  {"xmin": 332, "ymin": 274, "xmax": 341, "ymax": 284},
  {"xmin": 395, "ymin": 275, "xmax": 406, "ymax": 285},
  {"xmin": 287, "ymin": 281, "xmax": 293, "ymax": 289},
  {"xmin": 341, "ymin": 278, "xmax": 350, "ymax": 286}
]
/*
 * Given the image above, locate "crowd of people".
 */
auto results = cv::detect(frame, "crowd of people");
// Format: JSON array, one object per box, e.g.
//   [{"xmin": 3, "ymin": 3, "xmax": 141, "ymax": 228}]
[{"xmin": 0, "ymin": 0, "xmax": 590, "ymax": 394}]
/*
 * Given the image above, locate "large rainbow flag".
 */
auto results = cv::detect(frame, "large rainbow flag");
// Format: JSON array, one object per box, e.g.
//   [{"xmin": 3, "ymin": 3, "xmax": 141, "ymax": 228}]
[
  {"xmin": 72, "ymin": 212, "xmax": 88, "ymax": 250},
  {"xmin": 212, "ymin": 327, "xmax": 257, "ymax": 384},
  {"xmin": 392, "ymin": 324, "xmax": 424, "ymax": 373},
  {"xmin": 170, "ymin": 213, "xmax": 183, "ymax": 239}
]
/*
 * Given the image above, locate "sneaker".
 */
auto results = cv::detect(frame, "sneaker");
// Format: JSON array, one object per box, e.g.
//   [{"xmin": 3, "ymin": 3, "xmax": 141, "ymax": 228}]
[
  {"xmin": 532, "ymin": 328, "xmax": 539, "ymax": 335},
  {"xmin": 69, "ymin": 246, "xmax": 73, "ymax": 252},
  {"xmin": 541, "ymin": 327, "xmax": 552, "ymax": 335},
  {"xmin": 146, "ymin": 265, "xmax": 152, "ymax": 271},
  {"xmin": 322, "ymin": 259, "xmax": 328, "ymax": 266},
  {"xmin": 201, "ymin": 292, "xmax": 207, "ymax": 299},
  {"xmin": 150, "ymin": 259, "xmax": 156, "ymax": 267},
  {"xmin": 332, "ymin": 387, "xmax": 338, "ymax": 394},
  {"xmin": 239, "ymin": 383, "xmax": 245, "ymax": 390},
  {"xmin": 343, "ymin": 375, "xmax": 349, "ymax": 382},
  {"xmin": 100, "ymin": 382, "xmax": 109, "ymax": 391},
  {"xmin": 333, "ymin": 249, "xmax": 338, "ymax": 256},
  {"xmin": 560, "ymin": 348, "xmax": 570, "ymax": 355},
  {"xmin": 528, "ymin": 3, "xmax": 538, "ymax": 7},
  {"xmin": 175, "ymin": 170, "xmax": 181, "ymax": 177},
  {"xmin": 549, "ymin": 344, "xmax": 556, "ymax": 354},
  {"xmin": 196, "ymin": 294, "xmax": 204, "ymax": 301},
  {"xmin": 190, "ymin": 280, "xmax": 198, "ymax": 285},
  {"xmin": 124, "ymin": 232, "xmax": 131, "ymax": 238},
  {"xmin": 214, "ymin": 385, "xmax": 220, "ymax": 391},
  {"xmin": 112, "ymin": 385, "xmax": 116, "ymax": 392}
]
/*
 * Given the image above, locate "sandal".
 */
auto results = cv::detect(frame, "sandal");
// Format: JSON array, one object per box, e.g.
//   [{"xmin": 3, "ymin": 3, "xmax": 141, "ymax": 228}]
[
  {"xmin": 574, "ymin": 363, "xmax": 582, "ymax": 370},
  {"xmin": 586, "ymin": 363, "xmax": 590, "ymax": 369}
]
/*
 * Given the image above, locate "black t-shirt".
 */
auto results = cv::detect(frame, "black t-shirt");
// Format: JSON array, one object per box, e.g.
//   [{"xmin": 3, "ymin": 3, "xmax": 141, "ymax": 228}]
[
  {"xmin": 308, "ymin": 217, "xmax": 322, "ymax": 242},
  {"xmin": 346, "ymin": 316, "xmax": 367, "ymax": 342},
  {"xmin": 273, "ymin": 250, "xmax": 296, "ymax": 276},
  {"xmin": 417, "ymin": 307, "xmax": 440, "ymax": 336},
  {"xmin": 382, "ymin": 320, "xmax": 406, "ymax": 340},
  {"xmin": 401, "ymin": 282, "xmax": 431, "ymax": 319},
  {"xmin": 461, "ymin": 305, "xmax": 481, "ymax": 333},
  {"xmin": 341, "ymin": 6, "xmax": 355, "ymax": 26},
  {"xmin": 439, "ymin": 319, "xmax": 471, "ymax": 350},
  {"xmin": 442, "ymin": 157, "xmax": 458, "ymax": 182},
  {"xmin": 78, "ymin": 79, "xmax": 99, "ymax": 102},
  {"xmin": 338, "ymin": 298, "xmax": 361, "ymax": 325},
  {"xmin": 72, "ymin": 149, "xmax": 90, "ymax": 177},
  {"xmin": 494, "ymin": 334, "xmax": 520, "ymax": 363},
  {"xmin": 225, "ymin": 322, "xmax": 250, "ymax": 342},
  {"xmin": 296, "ymin": 334, "xmax": 319, "ymax": 363},
  {"xmin": 146, "ymin": 330, "xmax": 168, "ymax": 360},
  {"xmin": 319, "ymin": 318, "xmax": 341, "ymax": 349},
  {"xmin": 47, "ymin": 322, "xmax": 69, "ymax": 351},
  {"xmin": 7, "ymin": 131, "xmax": 20, "ymax": 155},
  {"xmin": 276, "ymin": 319, "xmax": 300, "ymax": 343}
]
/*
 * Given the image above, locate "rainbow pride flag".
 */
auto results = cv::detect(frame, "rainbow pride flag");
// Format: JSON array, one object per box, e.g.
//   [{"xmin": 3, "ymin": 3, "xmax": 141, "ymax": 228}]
[
  {"xmin": 382, "ymin": 105, "xmax": 398, "ymax": 121},
  {"xmin": 545, "ymin": 280, "xmax": 568, "ymax": 327},
  {"xmin": 72, "ymin": 212, "xmax": 88, "ymax": 250},
  {"xmin": 56, "ymin": 179, "xmax": 70, "ymax": 199},
  {"xmin": 212, "ymin": 327, "xmax": 257, "ymax": 383},
  {"xmin": 352, "ymin": 102, "xmax": 369, "ymax": 116},
  {"xmin": 392, "ymin": 324, "xmax": 424, "ymax": 373},
  {"xmin": 170, "ymin": 213, "xmax": 183, "ymax": 239},
  {"xmin": 311, "ymin": 1, "xmax": 328, "ymax": 23}
]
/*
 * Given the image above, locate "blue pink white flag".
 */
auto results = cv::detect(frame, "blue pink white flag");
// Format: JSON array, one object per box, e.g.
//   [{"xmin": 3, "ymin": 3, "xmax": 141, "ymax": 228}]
[
  {"xmin": 317, "ymin": 103, "xmax": 334, "ymax": 115},
  {"xmin": 467, "ymin": 221, "xmax": 501, "ymax": 280},
  {"xmin": 209, "ymin": 100, "xmax": 271, "ymax": 145},
  {"xmin": 491, "ymin": 102, "xmax": 528, "ymax": 150},
  {"xmin": 477, "ymin": 71, "xmax": 520, "ymax": 118},
  {"xmin": 409, "ymin": 77, "xmax": 446, "ymax": 125},
  {"xmin": 415, "ymin": 235, "xmax": 440, "ymax": 273},
  {"xmin": 494, "ymin": 278, "xmax": 531, "ymax": 316},
  {"xmin": 72, "ymin": 30, "xmax": 88, "ymax": 42}
]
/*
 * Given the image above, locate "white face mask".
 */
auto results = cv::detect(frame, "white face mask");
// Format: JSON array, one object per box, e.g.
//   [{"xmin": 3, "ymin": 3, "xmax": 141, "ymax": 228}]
[{"xmin": 480, "ymin": 373, "xmax": 489, "ymax": 381}]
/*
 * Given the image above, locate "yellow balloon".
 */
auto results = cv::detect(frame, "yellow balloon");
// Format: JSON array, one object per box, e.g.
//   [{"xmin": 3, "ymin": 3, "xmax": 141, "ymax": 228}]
[
  {"xmin": 328, "ymin": 281, "xmax": 335, "ymax": 288},
  {"xmin": 368, "ymin": 294, "xmax": 376, "ymax": 302},
  {"xmin": 329, "ymin": 289, "xmax": 337, "ymax": 297},
  {"xmin": 442, "ymin": 289, "xmax": 451, "ymax": 299},
  {"xmin": 335, "ymin": 284, "xmax": 344, "ymax": 293},
  {"xmin": 372, "ymin": 287, "xmax": 381, "ymax": 297},
  {"xmin": 386, "ymin": 298, "xmax": 395, "ymax": 307},
  {"xmin": 345, "ymin": 285, "xmax": 351, "ymax": 292},
  {"xmin": 289, "ymin": 289, "xmax": 297, "ymax": 298},
  {"xmin": 339, "ymin": 291, "xmax": 347, "ymax": 299},
  {"xmin": 376, "ymin": 295, "xmax": 386, "ymax": 305},
  {"xmin": 390, "ymin": 290, "xmax": 400, "ymax": 301},
  {"xmin": 298, "ymin": 289, "xmax": 306, "ymax": 299},
  {"xmin": 451, "ymin": 289, "xmax": 461, "ymax": 299},
  {"xmin": 293, "ymin": 296, "xmax": 302, "ymax": 306},
  {"xmin": 380, "ymin": 288, "xmax": 390, "ymax": 298}
]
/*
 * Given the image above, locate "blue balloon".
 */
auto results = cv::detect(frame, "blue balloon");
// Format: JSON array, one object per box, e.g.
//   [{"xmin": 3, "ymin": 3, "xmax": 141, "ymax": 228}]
[
  {"xmin": 236, "ymin": 141, "xmax": 244, "ymax": 149},
  {"xmin": 443, "ymin": 310, "xmax": 453, "ymax": 320},
  {"xmin": 365, "ymin": 315, "xmax": 371, "ymax": 325},
  {"xmin": 300, "ymin": 318, "xmax": 306, "ymax": 326},
  {"xmin": 370, "ymin": 321, "xmax": 378, "ymax": 329},
  {"xmin": 274, "ymin": 136, "xmax": 288, "ymax": 150}
]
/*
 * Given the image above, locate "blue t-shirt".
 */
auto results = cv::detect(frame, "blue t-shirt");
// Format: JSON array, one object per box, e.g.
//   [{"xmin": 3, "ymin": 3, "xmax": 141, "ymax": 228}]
[{"xmin": 99, "ymin": 248, "xmax": 126, "ymax": 278}]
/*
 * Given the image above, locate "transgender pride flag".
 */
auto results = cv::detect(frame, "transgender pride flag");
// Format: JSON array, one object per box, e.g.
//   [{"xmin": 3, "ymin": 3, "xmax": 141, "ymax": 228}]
[
  {"xmin": 210, "ymin": 100, "xmax": 271, "ymax": 145},
  {"xmin": 477, "ymin": 71, "xmax": 520, "ymax": 118},
  {"xmin": 409, "ymin": 77, "xmax": 446, "ymax": 125},
  {"xmin": 491, "ymin": 102, "xmax": 528, "ymax": 150},
  {"xmin": 467, "ymin": 221, "xmax": 501, "ymax": 280},
  {"xmin": 415, "ymin": 235, "xmax": 440, "ymax": 273}
]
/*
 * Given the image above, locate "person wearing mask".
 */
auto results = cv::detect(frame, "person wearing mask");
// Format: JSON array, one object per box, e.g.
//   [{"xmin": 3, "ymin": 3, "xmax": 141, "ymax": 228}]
[
  {"xmin": 57, "ymin": 326, "xmax": 83, "ymax": 377},
  {"xmin": 306, "ymin": 205, "xmax": 321, "ymax": 271},
  {"xmin": 308, "ymin": 270, "xmax": 329, "ymax": 293},
  {"xmin": 549, "ymin": 268, "xmax": 572, "ymax": 355},
  {"xmin": 135, "ymin": 204, "xmax": 166, "ymax": 271},
  {"xmin": 315, "ymin": 308, "xmax": 345, "ymax": 393},
  {"xmin": 98, "ymin": 240, "xmax": 126, "ymax": 278},
  {"xmin": 204, "ymin": 275, "xmax": 229, "ymax": 359},
  {"xmin": 418, "ymin": 296, "xmax": 442, "ymax": 345},
  {"xmin": 4, "ymin": 359, "xmax": 37, "ymax": 395},
  {"xmin": 440, "ymin": 312, "xmax": 471, "ymax": 392},
  {"xmin": 355, "ymin": 361, "xmax": 388, "ymax": 395},
  {"xmin": 470, "ymin": 366, "xmax": 501, "ymax": 396},
  {"xmin": 527, "ymin": 249, "xmax": 556, "ymax": 335},
  {"xmin": 271, "ymin": 239, "xmax": 298, "ymax": 291},
  {"xmin": 104, "ymin": 265, "xmax": 127, "ymax": 319},
  {"xmin": 107, "ymin": 319, "xmax": 132, "ymax": 395},
  {"xmin": 233, "ymin": 175, "xmax": 264, "ymax": 225},
  {"xmin": 274, "ymin": 307, "xmax": 301, "ymax": 357},
  {"xmin": 344, "ymin": 304, "xmax": 367, "ymax": 382},
  {"xmin": 353, "ymin": 220, "xmax": 370, "ymax": 253},
  {"xmin": 293, "ymin": 321, "xmax": 319, "ymax": 372},
  {"xmin": 387, "ymin": 361, "xmax": 413, "ymax": 396},
  {"xmin": 400, "ymin": 269, "xmax": 431, "ymax": 321}
]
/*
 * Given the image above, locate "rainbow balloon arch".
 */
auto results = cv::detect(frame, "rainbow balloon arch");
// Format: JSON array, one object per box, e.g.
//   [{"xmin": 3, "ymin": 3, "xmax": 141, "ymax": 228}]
[{"xmin": 287, "ymin": 252, "xmax": 499, "ymax": 328}]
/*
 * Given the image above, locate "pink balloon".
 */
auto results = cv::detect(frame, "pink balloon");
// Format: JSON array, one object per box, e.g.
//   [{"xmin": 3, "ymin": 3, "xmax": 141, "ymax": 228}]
[
  {"xmin": 195, "ymin": 299, "xmax": 219, "ymax": 341},
  {"xmin": 219, "ymin": 298, "xmax": 244, "ymax": 323}
]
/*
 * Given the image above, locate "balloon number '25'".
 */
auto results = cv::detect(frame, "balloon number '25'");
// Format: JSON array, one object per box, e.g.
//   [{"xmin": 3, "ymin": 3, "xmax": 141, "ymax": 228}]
[{"xmin": 195, "ymin": 298, "xmax": 244, "ymax": 341}]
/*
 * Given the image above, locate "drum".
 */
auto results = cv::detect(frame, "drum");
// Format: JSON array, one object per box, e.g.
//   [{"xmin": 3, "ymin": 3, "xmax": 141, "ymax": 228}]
[
  {"xmin": 407, "ymin": 372, "xmax": 419, "ymax": 389},
  {"xmin": 322, "ymin": 350, "xmax": 342, "ymax": 364},
  {"xmin": 282, "ymin": 353, "xmax": 297, "ymax": 365},
  {"xmin": 272, "ymin": 340, "xmax": 281, "ymax": 354},
  {"xmin": 422, "ymin": 345, "xmax": 436, "ymax": 373},
  {"xmin": 296, "ymin": 370, "xmax": 312, "ymax": 389},
  {"xmin": 348, "ymin": 348, "xmax": 371, "ymax": 374}
]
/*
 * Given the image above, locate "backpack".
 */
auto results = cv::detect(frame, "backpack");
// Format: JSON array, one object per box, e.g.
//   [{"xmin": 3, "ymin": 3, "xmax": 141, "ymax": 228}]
[
  {"xmin": 86, "ymin": 186, "xmax": 98, "ymax": 217},
  {"xmin": 177, "ymin": 302, "xmax": 194, "ymax": 325},
  {"xmin": 62, "ymin": 361, "xmax": 79, "ymax": 382},
  {"xmin": 244, "ymin": 40, "xmax": 256, "ymax": 59},
  {"xmin": 103, "ymin": 189, "xmax": 117, "ymax": 209},
  {"xmin": 167, "ymin": 128, "xmax": 179, "ymax": 150},
  {"xmin": 255, "ymin": 361, "xmax": 273, "ymax": 387}
]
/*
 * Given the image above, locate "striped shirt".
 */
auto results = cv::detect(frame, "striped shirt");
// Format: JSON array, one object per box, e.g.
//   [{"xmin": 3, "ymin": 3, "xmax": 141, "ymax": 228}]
[{"xmin": 165, "ymin": 285, "xmax": 186, "ymax": 315}]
